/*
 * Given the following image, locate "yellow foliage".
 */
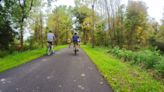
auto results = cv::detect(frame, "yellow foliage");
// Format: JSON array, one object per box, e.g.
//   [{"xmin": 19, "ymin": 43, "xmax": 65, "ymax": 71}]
[{"xmin": 82, "ymin": 17, "xmax": 92, "ymax": 31}]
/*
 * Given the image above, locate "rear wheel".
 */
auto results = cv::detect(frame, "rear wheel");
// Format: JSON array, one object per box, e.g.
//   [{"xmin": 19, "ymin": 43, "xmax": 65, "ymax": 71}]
[
  {"xmin": 74, "ymin": 43, "xmax": 78, "ymax": 55},
  {"xmin": 74, "ymin": 48, "xmax": 77, "ymax": 55},
  {"xmin": 48, "ymin": 47, "xmax": 51, "ymax": 55},
  {"xmin": 47, "ymin": 44, "xmax": 52, "ymax": 55}
]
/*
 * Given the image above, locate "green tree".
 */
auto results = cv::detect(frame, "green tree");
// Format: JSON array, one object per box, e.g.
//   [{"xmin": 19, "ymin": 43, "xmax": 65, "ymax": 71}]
[
  {"xmin": 155, "ymin": 10, "xmax": 164, "ymax": 51},
  {"xmin": 73, "ymin": 5, "xmax": 94, "ymax": 44},
  {"xmin": 0, "ymin": 0, "xmax": 17, "ymax": 50},
  {"xmin": 125, "ymin": 1, "xmax": 148, "ymax": 49},
  {"xmin": 11, "ymin": 0, "xmax": 40, "ymax": 50},
  {"xmin": 47, "ymin": 5, "xmax": 73, "ymax": 45}
]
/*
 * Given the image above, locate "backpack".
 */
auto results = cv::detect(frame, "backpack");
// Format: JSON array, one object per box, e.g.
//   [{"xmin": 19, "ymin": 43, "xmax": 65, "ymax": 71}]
[{"xmin": 73, "ymin": 35, "xmax": 78, "ymax": 42}]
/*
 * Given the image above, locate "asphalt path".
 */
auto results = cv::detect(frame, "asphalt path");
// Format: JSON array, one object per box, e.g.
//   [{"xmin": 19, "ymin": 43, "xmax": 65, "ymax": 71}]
[{"xmin": 0, "ymin": 48, "xmax": 113, "ymax": 92}]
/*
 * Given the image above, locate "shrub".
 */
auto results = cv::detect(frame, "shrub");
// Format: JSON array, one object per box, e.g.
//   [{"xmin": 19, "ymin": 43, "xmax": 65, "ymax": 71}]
[
  {"xmin": 109, "ymin": 47, "xmax": 161, "ymax": 69},
  {"xmin": 123, "ymin": 50, "xmax": 134, "ymax": 61},
  {"xmin": 109, "ymin": 47, "xmax": 164, "ymax": 78},
  {"xmin": 155, "ymin": 57, "xmax": 164, "ymax": 76},
  {"xmin": 0, "ymin": 50, "xmax": 9, "ymax": 58},
  {"xmin": 133, "ymin": 51, "xmax": 146, "ymax": 64},
  {"xmin": 110, "ymin": 47, "xmax": 120, "ymax": 56},
  {"xmin": 144, "ymin": 50, "xmax": 160, "ymax": 68}
]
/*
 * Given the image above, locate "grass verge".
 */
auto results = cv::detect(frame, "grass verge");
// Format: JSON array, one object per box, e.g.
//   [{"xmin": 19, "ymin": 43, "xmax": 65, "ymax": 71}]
[
  {"xmin": 82, "ymin": 45, "xmax": 164, "ymax": 92},
  {"xmin": 0, "ymin": 45, "xmax": 66, "ymax": 73}
]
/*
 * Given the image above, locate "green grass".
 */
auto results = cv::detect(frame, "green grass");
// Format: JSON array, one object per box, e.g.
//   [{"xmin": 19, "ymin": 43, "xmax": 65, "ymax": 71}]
[
  {"xmin": 82, "ymin": 45, "xmax": 164, "ymax": 92},
  {"xmin": 0, "ymin": 45, "xmax": 66, "ymax": 73}
]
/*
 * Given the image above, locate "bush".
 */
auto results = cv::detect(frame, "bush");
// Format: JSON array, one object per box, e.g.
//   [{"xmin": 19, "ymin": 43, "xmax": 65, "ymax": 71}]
[
  {"xmin": 155, "ymin": 57, "xmax": 164, "ymax": 76},
  {"xmin": 109, "ymin": 47, "xmax": 164, "ymax": 78},
  {"xmin": 0, "ymin": 50, "xmax": 9, "ymax": 58},
  {"xmin": 109, "ymin": 47, "xmax": 161, "ymax": 69},
  {"xmin": 133, "ymin": 51, "xmax": 146, "ymax": 64},
  {"xmin": 144, "ymin": 50, "xmax": 160, "ymax": 68},
  {"xmin": 110, "ymin": 46, "xmax": 120, "ymax": 56},
  {"xmin": 123, "ymin": 50, "xmax": 134, "ymax": 61}
]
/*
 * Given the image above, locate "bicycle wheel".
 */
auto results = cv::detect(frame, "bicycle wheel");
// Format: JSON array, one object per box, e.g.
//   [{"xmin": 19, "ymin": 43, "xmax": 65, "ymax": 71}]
[
  {"xmin": 48, "ymin": 47, "xmax": 51, "ymax": 55},
  {"xmin": 47, "ymin": 44, "xmax": 52, "ymax": 55},
  {"xmin": 74, "ymin": 48, "xmax": 77, "ymax": 55}
]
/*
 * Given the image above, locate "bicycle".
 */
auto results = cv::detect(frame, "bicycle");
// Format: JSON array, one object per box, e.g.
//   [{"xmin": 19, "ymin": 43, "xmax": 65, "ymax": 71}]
[
  {"xmin": 74, "ymin": 42, "xmax": 78, "ymax": 55},
  {"xmin": 47, "ymin": 42, "xmax": 53, "ymax": 55}
]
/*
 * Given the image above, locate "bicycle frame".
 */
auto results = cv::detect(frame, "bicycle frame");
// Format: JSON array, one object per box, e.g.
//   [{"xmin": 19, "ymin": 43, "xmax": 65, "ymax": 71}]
[
  {"xmin": 47, "ymin": 42, "xmax": 53, "ymax": 55},
  {"xmin": 74, "ymin": 42, "xmax": 78, "ymax": 55}
]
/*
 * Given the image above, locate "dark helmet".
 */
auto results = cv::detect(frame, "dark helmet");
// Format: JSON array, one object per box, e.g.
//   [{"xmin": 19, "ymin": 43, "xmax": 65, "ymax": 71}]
[{"xmin": 74, "ymin": 32, "xmax": 78, "ymax": 35}]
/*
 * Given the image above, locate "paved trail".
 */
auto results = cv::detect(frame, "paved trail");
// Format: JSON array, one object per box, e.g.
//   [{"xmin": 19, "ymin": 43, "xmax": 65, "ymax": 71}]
[{"xmin": 0, "ymin": 48, "xmax": 113, "ymax": 92}]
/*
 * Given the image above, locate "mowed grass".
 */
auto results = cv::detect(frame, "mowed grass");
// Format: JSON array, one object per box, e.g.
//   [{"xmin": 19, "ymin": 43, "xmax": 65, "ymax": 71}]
[
  {"xmin": 0, "ymin": 45, "xmax": 66, "ymax": 73},
  {"xmin": 82, "ymin": 45, "xmax": 164, "ymax": 92}
]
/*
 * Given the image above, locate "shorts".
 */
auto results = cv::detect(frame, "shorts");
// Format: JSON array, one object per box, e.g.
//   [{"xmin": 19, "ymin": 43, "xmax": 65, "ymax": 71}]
[
  {"xmin": 73, "ymin": 42, "xmax": 78, "ymax": 46},
  {"xmin": 47, "ymin": 41, "xmax": 53, "ymax": 45}
]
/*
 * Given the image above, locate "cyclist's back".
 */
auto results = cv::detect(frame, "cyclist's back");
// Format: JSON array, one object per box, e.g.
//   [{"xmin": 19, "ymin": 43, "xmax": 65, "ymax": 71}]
[
  {"xmin": 72, "ymin": 33, "xmax": 79, "ymax": 47},
  {"xmin": 72, "ymin": 35, "xmax": 78, "ymax": 43},
  {"xmin": 47, "ymin": 31, "xmax": 55, "ymax": 55},
  {"xmin": 47, "ymin": 32, "xmax": 55, "ymax": 42}
]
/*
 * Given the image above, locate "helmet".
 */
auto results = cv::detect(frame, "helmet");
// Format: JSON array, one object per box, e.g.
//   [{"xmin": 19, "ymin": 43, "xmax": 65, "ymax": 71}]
[
  {"xmin": 49, "ymin": 30, "xmax": 52, "ymax": 32},
  {"xmin": 74, "ymin": 32, "xmax": 78, "ymax": 35}
]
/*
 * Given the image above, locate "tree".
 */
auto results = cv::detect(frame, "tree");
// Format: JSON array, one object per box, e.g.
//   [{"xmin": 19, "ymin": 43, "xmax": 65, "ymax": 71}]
[
  {"xmin": 73, "ymin": 5, "xmax": 95, "ymax": 44},
  {"xmin": 0, "ymin": 21, "xmax": 17, "ymax": 50},
  {"xmin": 125, "ymin": 1, "xmax": 148, "ymax": 49},
  {"xmin": 0, "ymin": 0, "xmax": 17, "ymax": 50},
  {"xmin": 12, "ymin": 0, "xmax": 40, "ymax": 50},
  {"xmin": 47, "ymin": 6, "xmax": 73, "ymax": 45},
  {"xmin": 155, "ymin": 9, "xmax": 164, "ymax": 51}
]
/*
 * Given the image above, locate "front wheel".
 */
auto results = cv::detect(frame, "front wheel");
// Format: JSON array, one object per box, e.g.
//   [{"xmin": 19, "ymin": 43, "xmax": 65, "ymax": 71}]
[
  {"xmin": 47, "ymin": 47, "xmax": 51, "ymax": 55},
  {"xmin": 47, "ymin": 43, "xmax": 53, "ymax": 55},
  {"xmin": 74, "ymin": 48, "xmax": 77, "ymax": 55}
]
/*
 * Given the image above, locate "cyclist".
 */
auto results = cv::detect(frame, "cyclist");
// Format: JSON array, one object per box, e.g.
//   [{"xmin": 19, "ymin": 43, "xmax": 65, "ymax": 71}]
[
  {"xmin": 47, "ymin": 30, "xmax": 55, "ymax": 55},
  {"xmin": 77, "ymin": 37, "xmax": 81, "ymax": 47},
  {"xmin": 72, "ymin": 32, "xmax": 79, "ymax": 50},
  {"xmin": 67, "ymin": 38, "xmax": 71, "ymax": 48}
]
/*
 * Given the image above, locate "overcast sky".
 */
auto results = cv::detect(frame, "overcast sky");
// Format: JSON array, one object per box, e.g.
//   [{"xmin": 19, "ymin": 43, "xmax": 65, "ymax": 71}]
[{"xmin": 54, "ymin": 0, "xmax": 164, "ymax": 23}]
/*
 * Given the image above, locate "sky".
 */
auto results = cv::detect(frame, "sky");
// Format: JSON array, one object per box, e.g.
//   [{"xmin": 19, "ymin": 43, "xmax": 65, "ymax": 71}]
[{"xmin": 54, "ymin": 0, "xmax": 164, "ymax": 23}]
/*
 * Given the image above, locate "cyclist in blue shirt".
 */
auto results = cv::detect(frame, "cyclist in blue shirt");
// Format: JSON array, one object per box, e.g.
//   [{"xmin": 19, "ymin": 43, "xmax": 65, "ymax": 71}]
[{"xmin": 72, "ymin": 32, "xmax": 79, "ymax": 50}]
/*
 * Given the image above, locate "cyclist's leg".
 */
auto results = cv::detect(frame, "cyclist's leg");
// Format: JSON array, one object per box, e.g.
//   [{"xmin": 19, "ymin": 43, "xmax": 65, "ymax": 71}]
[
  {"xmin": 73, "ymin": 42, "xmax": 76, "ymax": 50},
  {"xmin": 51, "ymin": 42, "xmax": 53, "ymax": 49},
  {"xmin": 47, "ymin": 41, "xmax": 50, "ymax": 48},
  {"xmin": 50, "ymin": 42, "xmax": 54, "ymax": 53},
  {"xmin": 47, "ymin": 41, "xmax": 51, "ymax": 55},
  {"xmin": 75, "ymin": 42, "xmax": 79, "ymax": 50},
  {"xmin": 76, "ymin": 42, "xmax": 79, "ymax": 51},
  {"xmin": 78, "ymin": 41, "xmax": 80, "ymax": 47},
  {"xmin": 73, "ymin": 42, "xmax": 75, "ymax": 48}
]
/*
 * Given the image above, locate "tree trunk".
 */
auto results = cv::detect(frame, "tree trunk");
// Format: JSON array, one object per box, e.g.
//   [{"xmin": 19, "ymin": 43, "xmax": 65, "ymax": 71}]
[
  {"xmin": 40, "ymin": 13, "xmax": 43, "ymax": 48},
  {"xmin": 20, "ymin": 26, "xmax": 24, "ymax": 50},
  {"xmin": 92, "ymin": 5, "xmax": 95, "ymax": 48},
  {"xmin": 128, "ymin": 27, "xmax": 134, "ymax": 49},
  {"xmin": 104, "ymin": 0, "xmax": 113, "ymax": 47},
  {"xmin": 83, "ymin": 30, "xmax": 87, "ymax": 45},
  {"xmin": 66, "ymin": 30, "xmax": 68, "ymax": 44}
]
